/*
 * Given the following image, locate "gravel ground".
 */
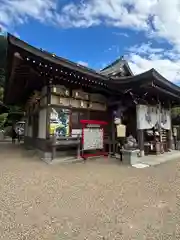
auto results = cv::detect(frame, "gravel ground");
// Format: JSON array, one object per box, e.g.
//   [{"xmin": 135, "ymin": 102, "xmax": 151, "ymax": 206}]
[{"xmin": 0, "ymin": 143, "xmax": 180, "ymax": 240}]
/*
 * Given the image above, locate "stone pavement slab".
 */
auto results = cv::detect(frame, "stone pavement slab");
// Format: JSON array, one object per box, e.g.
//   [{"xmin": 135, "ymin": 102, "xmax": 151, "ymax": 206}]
[{"xmin": 137, "ymin": 150, "xmax": 180, "ymax": 166}]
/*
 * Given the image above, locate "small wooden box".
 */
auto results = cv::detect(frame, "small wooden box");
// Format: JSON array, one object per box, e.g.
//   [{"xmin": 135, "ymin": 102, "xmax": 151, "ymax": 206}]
[
  {"xmin": 89, "ymin": 93, "xmax": 106, "ymax": 103},
  {"xmin": 72, "ymin": 89, "xmax": 89, "ymax": 100},
  {"xmin": 59, "ymin": 97, "xmax": 70, "ymax": 106},
  {"xmin": 52, "ymin": 85, "xmax": 70, "ymax": 97},
  {"xmin": 89, "ymin": 102, "xmax": 106, "ymax": 111},
  {"xmin": 80, "ymin": 100, "xmax": 88, "ymax": 108},
  {"xmin": 51, "ymin": 95, "xmax": 59, "ymax": 105}
]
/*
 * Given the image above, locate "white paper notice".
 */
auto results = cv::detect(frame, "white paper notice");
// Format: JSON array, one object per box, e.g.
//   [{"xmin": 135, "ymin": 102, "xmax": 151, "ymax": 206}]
[{"xmin": 83, "ymin": 128, "xmax": 103, "ymax": 150}]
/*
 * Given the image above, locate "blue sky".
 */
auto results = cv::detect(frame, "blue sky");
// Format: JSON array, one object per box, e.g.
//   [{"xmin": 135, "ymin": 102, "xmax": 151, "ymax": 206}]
[
  {"xmin": 1, "ymin": 0, "xmax": 180, "ymax": 83},
  {"xmin": 16, "ymin": 22, "xmax": 144, "ymax": 69}
]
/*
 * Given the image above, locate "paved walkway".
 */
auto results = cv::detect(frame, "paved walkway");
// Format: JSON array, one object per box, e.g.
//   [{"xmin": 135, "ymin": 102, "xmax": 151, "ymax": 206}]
[
  {"xmin": 0, "ymin": 143, "xmax": 180, "ymax": 239},
  {"xmin": 137, "ymin": 150, "xmax": 180, "ymax": 166}
]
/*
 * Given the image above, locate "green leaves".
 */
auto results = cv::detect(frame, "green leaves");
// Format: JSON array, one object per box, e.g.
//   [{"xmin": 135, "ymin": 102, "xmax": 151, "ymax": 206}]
[
  {"xmin": 0, "ymin": 113, "xmax": 8, "ymax": 129},
  {"xmin": 171, "ymin": 107, "xmax": 180, "ymax": 118},
  {"xmin": 0, "ymin": 69, "xmax": 5, "ymax": 87},
  {"xmin": 0, "ymin": 87, "xmax": 3, "ymax": 101}
]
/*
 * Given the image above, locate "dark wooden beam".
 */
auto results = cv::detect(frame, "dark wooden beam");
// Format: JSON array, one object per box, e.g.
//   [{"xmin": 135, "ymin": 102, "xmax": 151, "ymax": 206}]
[
  {"xmin": 9, "ymin": 34, "xmax": 108, "ymax": 81},
  {"xmin": 137, "ymin": 129, "xmax": 144, "ymax": 157},
  {"xmin": 5, "ymin": 53, "xmax": 22, "ymax": 103},
  {"xmin": 46, "ymin": 79, "xmax": 51, "ymax": 139}
]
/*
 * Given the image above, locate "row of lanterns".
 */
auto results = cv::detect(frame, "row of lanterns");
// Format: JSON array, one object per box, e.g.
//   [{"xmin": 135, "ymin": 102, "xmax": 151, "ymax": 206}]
[{"xmin": 25, "ymin": 57, "xmax": 108, "ymax": 88}]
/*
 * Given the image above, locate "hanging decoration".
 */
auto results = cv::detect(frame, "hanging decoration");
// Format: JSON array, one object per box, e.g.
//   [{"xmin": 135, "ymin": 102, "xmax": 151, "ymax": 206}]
[
  {"xmin": 24, "ymin": 56, "xmax": 109, "ymax": 91},
  {"xmin": 136, "ymin": 104, "xmax": 171, "ymax": 130},
  {"xmin": 161, "ymin": 108, "xmax": 171, "ymax": 129}
]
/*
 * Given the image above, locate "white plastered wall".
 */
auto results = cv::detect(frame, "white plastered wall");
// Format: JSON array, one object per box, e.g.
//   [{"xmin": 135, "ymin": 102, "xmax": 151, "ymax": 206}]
[{"xmin": 38, "ymin": 108, "xmax": 47, "ymax": 139}]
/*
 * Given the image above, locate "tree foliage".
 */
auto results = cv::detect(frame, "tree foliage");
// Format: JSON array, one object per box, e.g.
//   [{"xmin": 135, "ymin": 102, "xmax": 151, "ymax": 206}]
[
  {"xmin": 0, "ymin": 34, "xmax": 7, "ymax": 87},
  {"xmin": 171, "ymin": 107, "xmax": 180, "ymax": 118},
  {"xmin": 0, "ymin": 87, "xmax": 6, "ymax": 128},
  {"xmin": 0, "ymin": 113, "xmax": 8, "ymax": 129},
  {"xmin": 0, "ymin": 69, "xmax": 5, "ymax": 87},
  {"xmin": 0, "ymin": 87, "xmax": 3, "ymax": 101}
]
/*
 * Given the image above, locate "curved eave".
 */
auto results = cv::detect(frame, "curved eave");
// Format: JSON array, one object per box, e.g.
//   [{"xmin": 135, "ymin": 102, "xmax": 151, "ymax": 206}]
[
  {"xmin": 110, "ymin": 68, "xmax": 180, "ymax": 94},
  {"xmin": 8, "ymin": 34, "xmax": 108, "ymax": 81},
  {"xmin": 151, "ymin": 85, "xmax": 180, "ymax": 104},
  {"xmin": 152, "ymin": 69, "xmax": 180, "ymax": 95},
  {"xmin": 110, "ymin": 69, "xmax": 153, "ymax": 84}
]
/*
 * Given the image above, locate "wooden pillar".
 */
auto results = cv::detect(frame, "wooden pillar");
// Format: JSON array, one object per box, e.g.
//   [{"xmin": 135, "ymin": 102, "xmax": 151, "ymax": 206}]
[
  {"xmin": 111, "ymin": 110, "xmax": 116, "ymax": 155},
  {"xmin": 46, "ymin": 81, "xmax": 51, "ymax": 140},
  {"xmin": 45, "ymin": 81, "xmax": 54, "ymax": 160},
  {"xmin": 167, "ymin": 129, "xmax": 173, "ymax": 150},
  {"xmin": 136, "ymin": 104, "xmax": 144, "ymax": 157},
  {"xmin": 158, "ymin": 101, "xmax": 162, "ymax": 142},
  {"xmin": 167, "ymin": 101, "xmax": 173, "ymax": 150},
  {"xmin": 137, "ymin": 129, "xmax": 144, "ymax": 157}
]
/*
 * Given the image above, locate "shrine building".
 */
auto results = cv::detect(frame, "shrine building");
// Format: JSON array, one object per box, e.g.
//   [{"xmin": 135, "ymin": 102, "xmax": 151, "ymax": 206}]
[{"xmin": 3, "ymin": 33, "xmax": 180, "ymax": 163}]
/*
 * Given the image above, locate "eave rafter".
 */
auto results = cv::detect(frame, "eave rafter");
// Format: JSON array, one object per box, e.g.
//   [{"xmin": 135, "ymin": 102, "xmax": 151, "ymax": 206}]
[
  {"xmin": 4, "ymin": 33, "xmax": 180, "ymax": 106},
  {"xmin": 5, "ymin": 52, "xmax": 23, "ymax": 102},
  {"xmin": 19, "ymin": 53, "xmax": 120, "ymax": 96}
]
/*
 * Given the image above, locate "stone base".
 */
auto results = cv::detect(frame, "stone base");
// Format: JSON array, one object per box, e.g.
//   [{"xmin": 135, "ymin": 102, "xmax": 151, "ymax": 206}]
[
  {"xmin": 49, "ymin": 156, "xmax": 84, "ymax": 165},
  {"xmin": 31, "ymin": 149, "xmax": 82, "ymax": 164},
  {"xmin": 0, "ymin": 132, "xmax": 4, "ymax": 141},
  {"xmin": 121, "ymin": 149, "xmax": 140, "ymax": 165},
  {"xmin": 176, "ymin": 141, "xmax": 180, "ymax": 150},
  {"xmin": 37, "ymin": 150, "xmax": 53, "ymax": 163},
  {"xmin": 24, "ymin": 136, "xmax": 80, "ymax": 164},
  {"xmin": 24, "ymin": 149, "xmax": 52, "ymax": 163}
]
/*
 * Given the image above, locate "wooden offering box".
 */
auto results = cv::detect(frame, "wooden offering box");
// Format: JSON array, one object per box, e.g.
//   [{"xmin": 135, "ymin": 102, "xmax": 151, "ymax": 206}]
[
  {"xmin": 51, "ymin": 85, "xmax": 70, "ymax": 97},
  {"xmin": 72, "ymin": 89, "xmax": 89, "ymax": 100}
]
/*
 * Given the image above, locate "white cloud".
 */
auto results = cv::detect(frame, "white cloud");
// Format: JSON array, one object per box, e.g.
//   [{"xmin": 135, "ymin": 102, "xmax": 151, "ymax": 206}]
[
  {"xmin": 126, "ymin": 43, "xmax": 180, "ymax": 83},
  {"xmin": 151, "ymin": 0, "xmax": 180, "ymax": 50},
  {"xmin": 57, "ymin": 0, "xmax": 153, "ymax": 31},
  {"xmin": 55, "ymin": 0, "xmax": 180, "ymax": 83},
  {"xmin": 77, "ymin": 61, "xmax": 88, "ymax": 67},
  {"xmin": 1, "ymin": 0, "xmax": 180, "ymax": 52},
  {"xmin": 1, "ymin": 0, "xmax": 180, "ymax": 83},
  {"xmin": 128, "ymin": 43, "xmax": 164, "ymax": 55},
  {"xmin": 56, "ymin": 0, "xmax": 180, "ymax": 83},
  {"xmin": 0, "ymin": 0, "xmax": 57, "ymax": 29},
  {"xmin": 57, "ymin": 0, "xmax": 180, "ymax": 51}
]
